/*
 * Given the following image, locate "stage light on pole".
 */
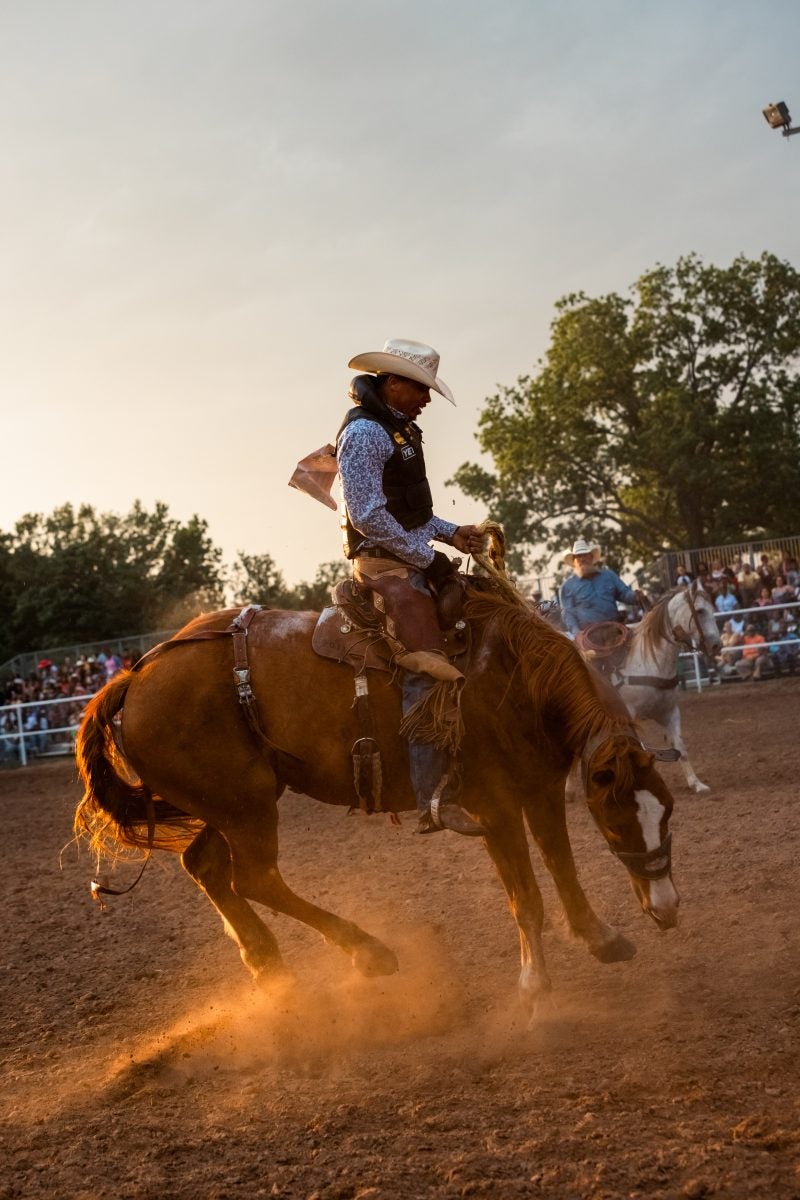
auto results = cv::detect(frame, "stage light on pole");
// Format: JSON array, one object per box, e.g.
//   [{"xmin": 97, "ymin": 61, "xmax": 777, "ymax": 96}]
[{"xmin": 762, "ymin": 100, "xmax": 800, "ymax": 139}]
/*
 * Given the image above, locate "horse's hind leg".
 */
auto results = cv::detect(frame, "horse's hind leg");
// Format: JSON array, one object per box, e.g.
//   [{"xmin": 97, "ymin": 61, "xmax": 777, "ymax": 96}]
[
  {"xmin": 181, "ymin": 826, "xmax": 286, "ymax": 983},
  {"xmin": 225, "ymin": 801, "xmax": 399, "ymax": 979},
  {"xmin": 522, "ymin": 785, "xmax": 636, "ymax": 964}
]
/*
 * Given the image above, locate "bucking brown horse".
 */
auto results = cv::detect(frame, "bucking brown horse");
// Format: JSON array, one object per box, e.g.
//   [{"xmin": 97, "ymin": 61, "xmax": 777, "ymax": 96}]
[{"xmin": 74, "ymin": 585, "xmax": 679, "ymax": 1019}]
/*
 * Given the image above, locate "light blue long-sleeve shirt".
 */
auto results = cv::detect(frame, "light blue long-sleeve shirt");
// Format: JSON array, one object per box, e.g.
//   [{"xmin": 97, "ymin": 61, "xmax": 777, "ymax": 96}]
[{"xmin": 559, "ymin": 568, "xmax": 637, "ymax": 635}]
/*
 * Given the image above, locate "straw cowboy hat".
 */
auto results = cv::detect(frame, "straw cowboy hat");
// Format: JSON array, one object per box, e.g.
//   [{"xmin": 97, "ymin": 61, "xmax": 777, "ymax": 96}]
[
  {"xmin": 562, "ymin": 537, "xmax": 603, "ymax": 566},
  {"xmin": 348, "ymin": 338, "xmax": 455, "ymax": 405}
]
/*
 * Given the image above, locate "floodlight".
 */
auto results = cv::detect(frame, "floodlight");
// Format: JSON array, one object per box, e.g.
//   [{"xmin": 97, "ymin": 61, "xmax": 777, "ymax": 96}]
[{"xmin": 762, "ymin": 100, "xmax": 800, "ymax": 138}]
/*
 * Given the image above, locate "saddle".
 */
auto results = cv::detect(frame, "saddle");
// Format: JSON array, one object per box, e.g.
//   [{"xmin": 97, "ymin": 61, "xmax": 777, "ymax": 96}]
[
  {"xmin": 311, "ymin": 578, "xmax": 471, "ymax": 818},
  {"xmin": 312, "ymin": 578, "xmax": 469, "ymax": 674}
]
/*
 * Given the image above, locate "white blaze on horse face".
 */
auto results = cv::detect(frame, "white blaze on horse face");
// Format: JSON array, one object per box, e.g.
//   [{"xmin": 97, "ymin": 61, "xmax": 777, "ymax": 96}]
[{"xmin": 634, "ymin": 789, "xmax": 678, "ymax": 912}]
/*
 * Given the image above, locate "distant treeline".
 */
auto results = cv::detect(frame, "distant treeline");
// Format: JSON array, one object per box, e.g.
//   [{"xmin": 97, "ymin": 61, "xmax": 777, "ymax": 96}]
[{"xmin": 0, "ymin": 501, "xmax": 348, "ymax": 661}]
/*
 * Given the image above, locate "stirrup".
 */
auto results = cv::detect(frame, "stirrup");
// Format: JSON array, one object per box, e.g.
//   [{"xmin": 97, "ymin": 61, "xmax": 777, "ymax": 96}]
[{"xmin": 418, "ymin": 786, "xmax": 486, "ymax": 838}]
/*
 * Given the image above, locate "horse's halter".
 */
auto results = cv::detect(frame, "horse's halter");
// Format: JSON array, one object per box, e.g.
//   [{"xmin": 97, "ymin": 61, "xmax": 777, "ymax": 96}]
[
  {"xmin": 669, "ymin": 583, "xmax": 717, "ymax": 658},
  {"xmin": 580, "ymin": 728, "xmax": 674, "ymax": 882}
]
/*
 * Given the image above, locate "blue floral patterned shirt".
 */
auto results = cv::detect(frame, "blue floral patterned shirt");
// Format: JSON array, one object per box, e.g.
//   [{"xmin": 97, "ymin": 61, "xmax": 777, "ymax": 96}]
[{"xmin": 337, "ymin": 408, "xmax": 458, "ymax": 569}]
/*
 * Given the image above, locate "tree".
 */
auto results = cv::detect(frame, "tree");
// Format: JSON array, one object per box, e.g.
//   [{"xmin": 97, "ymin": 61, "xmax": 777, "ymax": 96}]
[
  {"xmin": 290, "ymin": 559, "xmax": 351, "ymax": 611},
  {"xmin": 452, "ymin": 253, "xmax": 800, "ymax": 571},
  {"xmin": 2, "ymin": 502, "xmax": 225, "ymax": 656},
  {"xmin": 229, "ymin": 552, "xmax": 291, "ymax": 608}
]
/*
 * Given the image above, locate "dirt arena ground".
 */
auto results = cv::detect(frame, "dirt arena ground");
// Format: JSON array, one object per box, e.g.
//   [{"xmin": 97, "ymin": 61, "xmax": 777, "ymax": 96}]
[{"xmin": 2, "ymin": 677, "xmax": 799, "ymax": 1199}]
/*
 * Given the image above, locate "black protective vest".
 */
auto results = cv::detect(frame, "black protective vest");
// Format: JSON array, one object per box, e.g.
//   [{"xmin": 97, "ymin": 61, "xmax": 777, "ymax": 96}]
[{"xmin": 337, "ymin": 375, "xmax": 434, "ymax": 559}]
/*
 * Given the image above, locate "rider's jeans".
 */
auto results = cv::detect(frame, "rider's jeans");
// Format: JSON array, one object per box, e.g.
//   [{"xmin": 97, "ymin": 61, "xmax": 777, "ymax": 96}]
[{"xmin": 402, "ymin": 670, "xmax": 449, "ymax": 814}]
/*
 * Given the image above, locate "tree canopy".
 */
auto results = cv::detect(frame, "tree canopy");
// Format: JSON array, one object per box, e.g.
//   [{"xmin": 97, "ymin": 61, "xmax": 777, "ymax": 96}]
[
  {"xmin": 452, "ymin": 252, "xmax": 800, "ymax": 571},
  {"xmin": 0, "ymin": 502, "xmax": 349, "ymax": 662}
]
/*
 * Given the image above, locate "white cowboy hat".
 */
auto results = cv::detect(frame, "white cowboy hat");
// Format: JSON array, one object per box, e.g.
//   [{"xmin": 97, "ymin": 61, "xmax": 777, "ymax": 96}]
[
  {"xmin": 562, "ymin": 537, "xmax": 603, "ymax": 566},
  {"xmin": 348, "ymin": 338, "xmax": 455, "ymax": 405}
]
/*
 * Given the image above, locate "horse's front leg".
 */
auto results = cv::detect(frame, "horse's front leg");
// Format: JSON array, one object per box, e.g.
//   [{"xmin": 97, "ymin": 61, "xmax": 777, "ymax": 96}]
[
  {"xmin": 522, "ymin": 784, "xmax": 636, "ymax": 964},
  {"xmin": 661, "ymin": 700, "xmax": 710, "ymax": 794},
  {"xmin": 482, "ymin": 809, "xmax": 552, "ymax": 1023}
]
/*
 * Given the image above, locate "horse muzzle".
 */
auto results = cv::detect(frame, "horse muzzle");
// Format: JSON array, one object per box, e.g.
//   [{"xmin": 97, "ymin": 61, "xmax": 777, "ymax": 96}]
[{"xmin": 635, "ymin": 876, "xmax": 680, "ymax": 930}]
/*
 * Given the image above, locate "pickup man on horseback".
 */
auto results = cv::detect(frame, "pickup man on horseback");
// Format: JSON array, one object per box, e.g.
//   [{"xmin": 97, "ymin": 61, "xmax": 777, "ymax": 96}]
[
  {"xmin": 559, "ymin": 538, "xmax": 642, "ymax": 638},
  {"xmin": 337, "ymin": 337, "xmax": 485, "ymax": 837}
]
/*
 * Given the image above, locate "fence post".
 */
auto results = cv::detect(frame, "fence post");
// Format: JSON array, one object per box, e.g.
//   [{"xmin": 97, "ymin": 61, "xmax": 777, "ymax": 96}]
[
  {"xmin": 16, "ymin": 703, "xmax": 27, "ymax": 767},
  {"xmin": 692, "ymin": 651, "xmax": 703, "ymax": 693}
]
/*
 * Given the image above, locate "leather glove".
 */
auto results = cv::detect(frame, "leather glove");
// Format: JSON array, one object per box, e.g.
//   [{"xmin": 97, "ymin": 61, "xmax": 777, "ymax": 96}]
[{"xmin": 424, "ymin": 551, "xmax": 456, "ymax": 589}]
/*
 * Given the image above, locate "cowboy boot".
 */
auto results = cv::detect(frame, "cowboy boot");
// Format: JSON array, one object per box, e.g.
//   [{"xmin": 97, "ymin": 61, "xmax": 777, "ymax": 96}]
[{"xmin": 407, "ymin": 737, "xmax": 485, "ymax": 838}]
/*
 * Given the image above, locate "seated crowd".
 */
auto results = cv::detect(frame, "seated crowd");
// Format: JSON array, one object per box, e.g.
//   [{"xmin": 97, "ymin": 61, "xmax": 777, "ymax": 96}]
[
  {"xmin": 675, "ymin": 552, "xmax": 800, "ymax": 682},
  {"xmin": 0, "ymin": 647, "xmax": 141, "ymax": 760}
]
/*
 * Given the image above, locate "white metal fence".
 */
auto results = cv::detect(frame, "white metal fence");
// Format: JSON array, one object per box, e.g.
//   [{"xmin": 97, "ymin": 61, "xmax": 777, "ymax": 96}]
[
  {"xmin": 678, "ymin": 599, "xmax": 799, "ymax": 690},
  {"xmin": 0, "ymin": 692, "xmax": 97, "ymax": 767}
]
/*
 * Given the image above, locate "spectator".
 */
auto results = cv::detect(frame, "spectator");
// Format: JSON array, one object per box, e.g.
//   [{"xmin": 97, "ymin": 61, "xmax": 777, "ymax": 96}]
[
  {"xmin": 714, "ymin": 580, "xmax": 740, "ymax": 614},
  {"xmin": 783, "ymin": 557, "xmax": 799, "ymax": 590},
  {"xmin": 710, "ymin": 559, "xmax": 726, "ymax": 586},
  {"xmin": 772, "ymin": 575, "xmax": 794, "ymax": 604},
  {"xmin": 675, "ymin": 564, "xmax": 692, "ymax": 586},
  {"xmin": 717, "ymin": 627, "xmax": 745, "ymax": 679},
  {"xmin": 736, "ymin": 624, "xmax": 771, "ymax": 681},
  {"xmin": 104, "ymin": 651, "xmax": 122, "ymax": 680},
  {"xmin": 737, "ymin": 562, "xmax": 760, "ymax": 608},
  {"xmin": 757, "ymin": 554, "xmax": 776, "ymax": 591},
  {"xmin": 727, "ymin": 613, "xmax": 746, "ymax": 637}
]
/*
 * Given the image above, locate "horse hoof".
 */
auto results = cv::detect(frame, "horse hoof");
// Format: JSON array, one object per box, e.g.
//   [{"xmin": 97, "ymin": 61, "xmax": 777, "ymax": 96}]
[
  {"xmin": 351, "ymin": 939, "xmax": 399, "ymax": 978},
  {"xmin": 524, "ymin": 991, "xmax": 558, "ymax": 1027},
  {"xmin": 592, "ymin": 932, "xmax": 637, "ymax": 963},
  {"xmin": 690, "ymin": 782, "xmax": 711, "ymax": 795},
  {"xmin": 254, "ymin": 966, "xmax": 297, "ymax": 999}
]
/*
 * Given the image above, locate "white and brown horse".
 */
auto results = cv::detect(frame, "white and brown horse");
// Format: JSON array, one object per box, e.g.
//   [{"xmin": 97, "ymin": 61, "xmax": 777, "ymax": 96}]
[{"xmin": 615, "ymin": 581, "xmax": 721, "ymax": 793}]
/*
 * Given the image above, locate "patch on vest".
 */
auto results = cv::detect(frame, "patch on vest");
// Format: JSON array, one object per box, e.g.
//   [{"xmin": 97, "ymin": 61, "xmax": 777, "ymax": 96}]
[{"xmin": 400, "ymin": 445, "xmax": 416, "ymax": 460}]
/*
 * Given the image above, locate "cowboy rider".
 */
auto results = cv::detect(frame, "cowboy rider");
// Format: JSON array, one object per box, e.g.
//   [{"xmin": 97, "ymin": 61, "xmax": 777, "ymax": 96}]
[
  {"xmin": 559, "ymin": 538, "xmax": 641, "ymax": 638},
  {"xmin": 336, "ymin": 338, "xmax": 485, "ymax": 837}
]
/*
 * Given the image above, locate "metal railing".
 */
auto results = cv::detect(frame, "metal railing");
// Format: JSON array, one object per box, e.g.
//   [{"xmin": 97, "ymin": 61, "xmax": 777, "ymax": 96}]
[
  {"xmin": 678, "ymin": 599, "xmax": 800, "ymax": 691},
  {"xmin": 648, "ymin": 536, "xmax": 800, "ymax": 593},
  {"xmin": 0, "ymin": 630, "xmax": 177, "ymax": 683},
  {"xmin": 0, "ymin": 692, "xmax": 97, "ymax": 767}
]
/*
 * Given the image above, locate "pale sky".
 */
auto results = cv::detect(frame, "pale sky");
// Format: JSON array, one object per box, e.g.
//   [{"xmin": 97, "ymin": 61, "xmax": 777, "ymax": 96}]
[{"xmin": 2, "ymin": 0, "xmax": 798, "ymax": 584}]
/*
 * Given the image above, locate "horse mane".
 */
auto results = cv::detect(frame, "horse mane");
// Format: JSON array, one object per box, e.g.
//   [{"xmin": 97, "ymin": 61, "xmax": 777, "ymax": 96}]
[
  {"xmin": 637, "ymin": 585, "xmax": 692, "ymax": 659},
  {"xmin": 464, "ymin": 585, "xmax": 632, "ymax": 758}
]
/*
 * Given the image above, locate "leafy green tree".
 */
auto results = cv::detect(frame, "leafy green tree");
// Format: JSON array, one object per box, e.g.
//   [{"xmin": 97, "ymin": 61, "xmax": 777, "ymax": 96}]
[
  {"xmin": 290, "ymin": 559, "xmax": 351, "ymax": 611},
  {"xmin": 452, "ymin": 252, "xmax": 800, "ymax": 570},
  {"xmin": 2, "ymin": 502, "xmax": 225, "ymax": 655},
  {"xmin": 229, "ymin": 552, "xmax": 290, "ymax": 607}
]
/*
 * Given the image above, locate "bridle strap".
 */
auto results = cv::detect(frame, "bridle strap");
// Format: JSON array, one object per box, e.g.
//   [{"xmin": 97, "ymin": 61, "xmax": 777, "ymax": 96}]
[
  {"xmin": 579, "ymin": 732, "xmax": 675, "ymax": 881},
  {"xmin": 611, "ymin": 831, "xmax": 673, "ymax": 881},
  {"xmin": 675, "ymin": 584, "xmax": 715, "ymax": 658}
]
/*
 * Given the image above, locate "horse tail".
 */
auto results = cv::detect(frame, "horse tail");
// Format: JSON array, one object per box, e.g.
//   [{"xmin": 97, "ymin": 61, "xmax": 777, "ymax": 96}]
[{"xmin": 74, "ymin": 671, "xmax": 198, "ymax": 858}]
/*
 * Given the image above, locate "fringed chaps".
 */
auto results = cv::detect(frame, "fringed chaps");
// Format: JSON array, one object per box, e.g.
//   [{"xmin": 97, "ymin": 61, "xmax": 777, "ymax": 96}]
[{"xmin": 398, "ymin": 678, "xmax": 465, "ymax": 756}]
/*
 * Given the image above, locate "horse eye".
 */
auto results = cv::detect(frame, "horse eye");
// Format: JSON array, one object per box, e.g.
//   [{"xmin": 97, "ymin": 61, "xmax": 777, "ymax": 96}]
[{"xmin": 591, "ymin": 769, "xmax": 615, "ymax": 787}]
